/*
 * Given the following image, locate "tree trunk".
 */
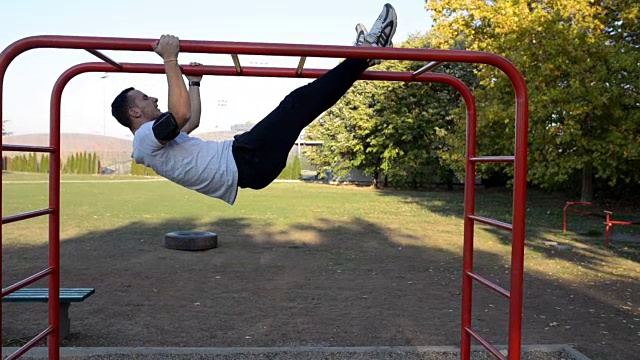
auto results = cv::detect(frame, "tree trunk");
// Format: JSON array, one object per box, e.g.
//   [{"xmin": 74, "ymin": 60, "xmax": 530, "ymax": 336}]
[
  {"xmin": 372, "ymin": 169, "xmax": 380, "ymax": 189},
  {"xmin": 581, "ymin": 164, "xmax": 593, "ymax": 202}
]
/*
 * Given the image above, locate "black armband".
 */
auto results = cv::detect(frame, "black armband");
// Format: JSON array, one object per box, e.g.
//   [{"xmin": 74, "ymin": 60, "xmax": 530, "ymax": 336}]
[{"xmin": 152, "ymin": 112, "xmax": 180, "ymax": 141}]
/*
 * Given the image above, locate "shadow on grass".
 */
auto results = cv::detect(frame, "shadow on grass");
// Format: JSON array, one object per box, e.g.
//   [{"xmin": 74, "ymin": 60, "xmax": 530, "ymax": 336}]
[{"xmin": 1, "ymin": 211, "xmax": 638, "ymax": 360}]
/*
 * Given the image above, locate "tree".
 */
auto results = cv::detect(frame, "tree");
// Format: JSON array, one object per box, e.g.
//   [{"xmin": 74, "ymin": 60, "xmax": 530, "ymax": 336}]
[
  {"xmin": 305, "ymin": 79, "xmax": 385, "ymax": 185},
  {"xmin": 425, "ymin": 0, "xmax": 640, "ymax": 200},
  {"xmin": 2, "ymin": 119, "xmax": 11, "ymax": 136},
  {"xmin": 305, "ymin": 34, "xmax": 479, "ymax": 189},
  {"xmin": 291, "ymin": 156, "xmax": 301, "ymax": 180}
]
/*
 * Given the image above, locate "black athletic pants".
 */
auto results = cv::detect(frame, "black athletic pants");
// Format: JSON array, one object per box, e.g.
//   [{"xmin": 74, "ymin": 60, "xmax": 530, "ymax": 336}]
[{"xmin": 231, "ymin": 58, "xmax": 370, "ymax": 189}]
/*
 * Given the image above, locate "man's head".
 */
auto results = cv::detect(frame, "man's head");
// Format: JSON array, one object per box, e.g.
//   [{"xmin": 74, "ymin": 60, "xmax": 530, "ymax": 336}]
[{"xmin": 111, "ymin": 87, "xmax": 162, "ymax": 131}]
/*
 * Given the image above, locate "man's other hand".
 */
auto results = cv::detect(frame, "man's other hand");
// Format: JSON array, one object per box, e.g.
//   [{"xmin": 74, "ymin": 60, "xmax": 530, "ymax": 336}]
[{"xmin": 186, "ymin": 62, "xmax": 203, "ymax": 82}]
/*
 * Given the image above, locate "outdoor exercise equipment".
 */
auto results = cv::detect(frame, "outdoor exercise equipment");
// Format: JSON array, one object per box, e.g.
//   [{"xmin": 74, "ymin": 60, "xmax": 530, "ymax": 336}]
[
  {"xmin": 164, "ymin": 230, "xmax": 218, "ymax": 251},
  {"xmin": 0, "ymin": 35, "xmax": 529, "ymax": 360},
  {"xmin": 564, "ymin": 201, "xmax": 640, "ymax": 247}
]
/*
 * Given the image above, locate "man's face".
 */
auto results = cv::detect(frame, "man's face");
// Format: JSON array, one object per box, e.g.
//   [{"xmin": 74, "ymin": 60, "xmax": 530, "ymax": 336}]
[{"xmin": 128, "ymin": 90, "xmax": 162, "ymax": 121}]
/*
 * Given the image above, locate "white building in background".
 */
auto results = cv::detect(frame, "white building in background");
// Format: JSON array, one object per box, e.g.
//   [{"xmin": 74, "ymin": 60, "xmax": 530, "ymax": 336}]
[{"xmin": 230, "ymin": 123, "xmax": 254, "ymax": 132}]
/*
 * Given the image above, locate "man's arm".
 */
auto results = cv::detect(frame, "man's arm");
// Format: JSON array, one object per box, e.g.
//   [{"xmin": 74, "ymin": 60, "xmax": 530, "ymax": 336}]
[
  {"xmin": 152, "ymin": 35, "xmax": 191, "ymax": 127},
  {"xmin": 181, "ymin": 62, "xmax": 203, "ymax": 134}
]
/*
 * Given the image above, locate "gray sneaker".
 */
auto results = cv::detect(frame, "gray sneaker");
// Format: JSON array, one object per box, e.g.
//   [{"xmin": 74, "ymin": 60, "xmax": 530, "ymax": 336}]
[
  {"xmin": 354, "ymin": 23, "xmax": 368, "ymax": 46},
  {"xmin": 355, "ymin": 23, "xmax": 393, "ymax": 48},
  {"xmin": 364, "ymin": 3, "xmax": 397, "ymax": 47}
]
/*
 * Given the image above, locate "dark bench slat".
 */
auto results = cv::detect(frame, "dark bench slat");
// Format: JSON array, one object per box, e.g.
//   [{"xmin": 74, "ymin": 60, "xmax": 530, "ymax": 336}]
[{"xmin": 3, "ymin": 288, "xmax": 95, "ymax": 302}]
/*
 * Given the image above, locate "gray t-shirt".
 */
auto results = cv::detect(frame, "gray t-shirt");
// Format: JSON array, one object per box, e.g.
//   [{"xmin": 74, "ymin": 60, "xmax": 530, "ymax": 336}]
[{"xmin": 132, "ymin": 122, "xmax": 238, "ymax": 205}]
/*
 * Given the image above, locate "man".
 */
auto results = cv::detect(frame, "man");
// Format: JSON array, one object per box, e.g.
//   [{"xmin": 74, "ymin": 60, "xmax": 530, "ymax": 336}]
[{"xmin": 111, "ymin": 3, "xmax": 397, "ymax": 205}]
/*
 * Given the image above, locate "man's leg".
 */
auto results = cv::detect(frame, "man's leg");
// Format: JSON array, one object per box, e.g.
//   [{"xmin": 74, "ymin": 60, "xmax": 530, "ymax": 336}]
[
  {"xmin": 233, "ymin": 3, "xmax": 397, "ymax": 189},
  {"xmin": 232, "ymin": 58, "xmax": 369, "ymax": 189}
]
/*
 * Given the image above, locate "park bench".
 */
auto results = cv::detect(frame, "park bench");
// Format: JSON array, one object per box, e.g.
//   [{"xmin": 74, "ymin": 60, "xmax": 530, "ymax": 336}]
[{"xmin": 2, "ymin": 288, "xmax": 95, "ymax": 341}]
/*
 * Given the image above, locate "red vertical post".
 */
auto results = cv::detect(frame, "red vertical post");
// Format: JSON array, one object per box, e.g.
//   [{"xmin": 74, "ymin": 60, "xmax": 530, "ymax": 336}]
[
  {"xmin": 460, "ymin": 83, "xmax": 478, "ymax": 360},
  {"xmin": 508, "ymin": 70, "xmax": 529, "ymax": 360},
  {"xmin": 47, "ymin": 70, "xmax": 66, "ymax": 360},
  {"xmin": 0, "ymin": 38, "xmax": 6, "ymax": 351}
]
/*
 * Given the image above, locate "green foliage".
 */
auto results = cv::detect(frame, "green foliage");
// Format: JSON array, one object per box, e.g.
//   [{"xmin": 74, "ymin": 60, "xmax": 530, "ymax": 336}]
[
  {"xmin": 292, "ymin": 156, "xmax": 301, "ymax": 179},
  {"xmin": 2, "ymin": 119, "xmax": 10, "ymax": 136},
  {"xmin": 305, "ymin": 36, "xmax": 479, "ymax": 189},
  {"xmin": 130, "ymin": 159, "xmax": 158, "ymax": 176},
  {"xmin": 61, "ymin": 152, "xmax": 100, "ymax": 174},
  {"xmin": 6, "ymin": 153, "xmax": 57, "ymax": 173},
  {"xmin": 425, "ymin": 0, "xmax": 640, "ymax": 200},
  {"xmin": 39, "ymin": 154, "xmax": 50, "ymax": 173},
  {"xmin": 276, "ymin": 155, "xmax": 302, "ymax": 180}
]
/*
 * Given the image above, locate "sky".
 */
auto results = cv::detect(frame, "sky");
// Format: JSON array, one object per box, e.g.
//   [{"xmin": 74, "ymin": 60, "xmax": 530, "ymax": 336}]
[{"xmin": 0, "ymin": 0, "xmax": 433, "ymax": 140}]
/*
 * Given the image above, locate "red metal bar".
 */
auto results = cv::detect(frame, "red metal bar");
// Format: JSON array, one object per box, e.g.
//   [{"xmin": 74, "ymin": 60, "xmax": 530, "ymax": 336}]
[
  {"xmin": 470, "ymin": 156, "xmax": 515, "ymax": 163},
  {"xmin": 2, "ymin": 208, "xmax": 54, "ymax": 224},
  {"xmin": 48, "ymin": 62, "xmax": 64, "ymax": 358},
  {"xmin": 468, "ymin": 215, "xmax": 513, "ymax": 231},
  {"xmin": 466, "ymin": 271, "xmax": 510, "ymax": 299},
  {"xmin": 4, "ymin": 326, "xmax": 53, "ymax": 360},
  {"xmin": 2, "ymin": 145, "xmax": 55, "ymax": 153},
  {"xmin": 465, "ymin": 328, "xmax": 507, "ymax": 360},
  {"xmin": 1, "ymin": 268, "xmax": 53, "ymax": 297},
  {"xmin": 28, "ymin": 61, "xmax": 494, "ymax": 86},
  {"xmin": 0, "ymin": 35, "xmax": 537, "ymax": 74},
  {"xmin": 461, "ymin": 76, "xmax": 478, "ymax": 360},
  {"xmin": 52, "ymin": 61, "xmax": 479, "ymax": 360},
  {"xmin": 508, "ymin": 40, "xmax": 529, "ymax": 360},
  {"xmin": 84, "ymin": 49, "xmax": 122, "ymax": 69},
  {"xmin": 563, "ymin": 201, "xmax": 592, "ymax": 232}
]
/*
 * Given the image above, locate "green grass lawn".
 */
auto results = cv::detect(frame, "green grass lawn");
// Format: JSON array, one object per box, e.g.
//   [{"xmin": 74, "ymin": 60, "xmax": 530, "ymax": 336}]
[{"xmin": 3, "ymin": 172, "xmax": 638, "ymax": 280}]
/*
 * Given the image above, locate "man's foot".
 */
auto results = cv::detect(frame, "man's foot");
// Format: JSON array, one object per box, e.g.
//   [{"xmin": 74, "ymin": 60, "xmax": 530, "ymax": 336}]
[
  {"xmin": 354, "ymin": 23, "xmax": 368, "ymax": 46},
  {"xmin": 365, "ymin": 3, "xmax": 397, "ymax": 48},
  {"xmin": 355, "ymin": 23, "xmax": 393, "ymax": 48}
]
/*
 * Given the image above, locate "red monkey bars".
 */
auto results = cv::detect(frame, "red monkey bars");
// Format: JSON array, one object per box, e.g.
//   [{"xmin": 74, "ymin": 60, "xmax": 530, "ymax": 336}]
[{"xmin": 0, "ymin": 35, "xmax": 529, "ymax": 360}]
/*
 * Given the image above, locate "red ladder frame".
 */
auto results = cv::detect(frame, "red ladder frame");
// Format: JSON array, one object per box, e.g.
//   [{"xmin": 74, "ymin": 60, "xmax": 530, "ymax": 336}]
[{"xmin": 0, "ymin": 35, "xmax": 528, "ymax": 360}]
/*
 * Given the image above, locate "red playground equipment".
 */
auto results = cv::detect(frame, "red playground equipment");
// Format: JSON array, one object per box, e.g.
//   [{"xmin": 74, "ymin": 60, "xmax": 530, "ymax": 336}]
[
  {"xmin": 1, "ymin": 35, "xmax": 529, "ymax": 360},
  {"xmin": 564, "ymin": 201, "xmax": 640, "ymax": 247}
]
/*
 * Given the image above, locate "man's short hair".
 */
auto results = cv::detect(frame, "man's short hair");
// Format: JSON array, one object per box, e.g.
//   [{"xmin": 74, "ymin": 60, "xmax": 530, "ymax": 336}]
[{"xmin": 111, "ymin": 87, "xmax": 135, "ymax": 128}]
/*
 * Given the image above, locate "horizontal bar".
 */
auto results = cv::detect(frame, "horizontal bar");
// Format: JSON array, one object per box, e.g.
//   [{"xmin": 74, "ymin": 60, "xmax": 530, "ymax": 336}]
[
  {"xmin": 566, "ymin": 201, "xmax": 592, "ymax": 206},
  {"xmin": 61, "ymin": 62, "xmax": 478, "ymax": 83},
  {"xmin": 2, "ymin": 208, "xmax": 54, "ymax": 224},
  {"xmin": 466, "ymin": 271, "xmax": 510, "ymax": 299},
  {"xmin": 465, "ymin": 327, "xmax": 507, "ymax": 360},
  {"xmin": 468, "ymin": 215, "xmax": 513, "ymax": 231},
  {"xmin": 296, "ymin": 56, "xmax": 307, "ymax": 76},
  {"xmin": 608, "ymin": 220, "xmax": 636, "ymax": 226},
  {"xmin": 566, "ymin": 209, "xmax": 599, "ymax": 217},
  {"xmin": 85, "ymin": 49, "xmax": 122, "ymax": 69},
  {"xmin": 4, "ymin": 326, "xmax": 53, "ymax": 360},
  {"xmin": 2, "ymin": 268, "xmax": 54, "ymax": 297},
  {"xmin": 2, "ymin": 144, "xmax": 55, "ymax": 153},
  {"xmin": 413, "ymin": 61, "xmax": 443, "ymax": 77},
  {"xmin": 470, "ymin": 156, "xmax": 515, "ymax": 163},
  {"xmin": 0, "ymin": 36, "xmax": 532, "ymax": 84},
  {"xmin": 231, "ymin": 54, "xmax": 242, "ymax": 74}
]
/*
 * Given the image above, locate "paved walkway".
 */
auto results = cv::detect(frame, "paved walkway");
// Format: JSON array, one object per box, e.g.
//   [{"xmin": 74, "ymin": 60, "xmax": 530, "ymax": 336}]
[{"xmin": 3, "ymin": 345, "xmax": 591, "ymax": 360}]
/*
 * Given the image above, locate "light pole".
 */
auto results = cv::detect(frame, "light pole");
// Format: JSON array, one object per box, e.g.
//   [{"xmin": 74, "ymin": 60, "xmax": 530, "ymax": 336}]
[{"xmin": 100, "ymin": 73, "xmax": 109, "ymax": 136}]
